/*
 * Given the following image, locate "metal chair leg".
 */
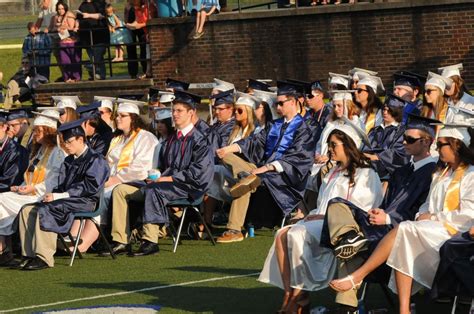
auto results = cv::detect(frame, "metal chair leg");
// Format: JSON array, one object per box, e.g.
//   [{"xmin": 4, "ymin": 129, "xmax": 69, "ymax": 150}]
[
  {"xmin": 93, "ymin": 219, "xmax": 116, "ymax": 260},
  {"xmin": 358, "ymin": 282, "xmax": 368, "ymax": 303},
  {"xmin": 193, "ymin": 207, "xmax": 216, "ymax": 246},
  {"xmin": 451, "ymin": 296, "xmax": 458, "ymax": 314},
  {"xmin": 70, "ymin": 218, "xmax": 85, "ymax": 266},
  {"xmin": 58, "ymin": 234, "xmax": 72, "ymax": 256},
  {"xmin": 172, "ymin": 207, "xmax": 187, "ymax": 253},
  {"xmin": 380, "ymin": 284, "xmax": 396, "ymax": 308}
]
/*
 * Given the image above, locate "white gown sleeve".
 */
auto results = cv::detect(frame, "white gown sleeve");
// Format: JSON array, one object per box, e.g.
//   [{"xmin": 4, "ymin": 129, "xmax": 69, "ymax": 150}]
[
  {"xmin": 115, "ymin": 130, "xmax": 159, "ymax": 183},
  {"xmin": 349, "ymin": 168, "xmax": 383, "ymax": 212},
  {"xmin": 34, "ymin": 147, "xmax": 66, "ymax": 196}
]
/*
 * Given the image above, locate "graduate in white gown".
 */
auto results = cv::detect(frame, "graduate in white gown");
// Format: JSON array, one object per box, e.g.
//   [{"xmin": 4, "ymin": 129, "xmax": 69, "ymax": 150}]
[
  {"xmin": 329, "ymin": 122, "xmax": 474, "ymax": 314},
  {"xmin": 258, "ymin": 121, "xmax": 383, "ymax": 313},
  {"xmin": 0, "ymin": 109, "xmax": 64, "ymax": 263}
]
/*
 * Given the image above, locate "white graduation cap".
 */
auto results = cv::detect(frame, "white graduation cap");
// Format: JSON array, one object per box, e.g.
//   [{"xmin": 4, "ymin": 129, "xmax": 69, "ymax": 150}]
[
  {"xmin": 336, "ymin": 116, "xmax": 371, "ymax": 149},
  {"xmin": 154, "ymin": 107, "xmax": 172, "ymax": 121},
  {"xmin": 437, "ymin": 122, "xmax": 472, "ymax": 146},
  {"xmin": 213, "ymin": 78, "xmax": 235, "ymax": 92},
  {"xmin": 94, "ymin": 96, "xmax": 116, "ymax": 111},
  {"xmin": 116, "ymin": 98, "xmax": 146, "ymax": 115},
  {"xmin": 328, "ymin": 72, "xmax": 351, "ymax": 89},
  {"xmin": 425, "ymin": 71, "xmax": 453, "ymax": 92},
  {"xmin": 253, "ymin": 89, "xmax": 278, "ymax": 107},
  {"xmin": 331, "ymin": 90, "xmax": 355, "ymax": 102},
  {"xmin": 438, "ymin": 63, "xmax": 463, "ymax": 79},
  {"xmin": 159, "ymin": 91, "xmax": 175, "ymax": 104},
  {"xmin": 31, "ymin": 109, "xmax": 60, "ymax": 129},
  {"xmin": 348, "ymin": 67, "xmax": 378, "ymax": 81},
  {"xmin": 235, "ymin": 91, "xmax": 261, "ymax": 109},
  {"xmin": 357, "ymin": 75, "xmax": 385, "ymax": 93},
  {"xmin": 52, "ymin": 95, "xmax": 81, "ymax": 110}
]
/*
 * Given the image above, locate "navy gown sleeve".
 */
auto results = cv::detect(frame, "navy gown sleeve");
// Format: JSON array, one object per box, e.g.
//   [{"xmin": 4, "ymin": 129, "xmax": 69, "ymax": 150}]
[
  {"xmin": 381, "ymin": 161, "xmax": 436, "ymax": 226},
  {"xmin": 236, "ymin": 126, "xmax": 269, "ymax": 166},
  {"xmin": 372, "ymin": 126, "xmax": 409, "ymax": 178},
  {"xmin": 0, "ymin": 140, "xmax": 23, "ymax": 192}
]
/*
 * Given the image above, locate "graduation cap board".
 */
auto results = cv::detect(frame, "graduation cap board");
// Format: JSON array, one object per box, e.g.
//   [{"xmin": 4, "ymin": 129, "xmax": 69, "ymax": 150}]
[
  {"xmin": 165, "ymin": 78, "xmax": 190, "ymax": 91},
  {"xmin": 276, "ymin": 80, "xmax": 305, "ymax": 97},
  {"xmin": 32, "ymin": 109, "xmax": 61, "ymax": 129},
  {"xmin": 209, "ymin": 89, "xmax": 234, "ymax": 106},
  {"xmin": 384, "ymin": 93, "xmax": 408, "ymax": 110},
  {"xmin": 253, "ymin": 89, "xmax": 277, "ymax": 107},
  {"xmin": 437, "ymin": 122, "xmax": 472, "ymax": 146},
  {"xmin": 235, "ymin": 92, "xmax": 260, "ymax": 109},
  {"xmin": 77, "ymin": 102, "xmax": 101, "ymax": 120},
  {"xmin": 93, "ymin": 96, "xmax": 115, "ymax": 111},
  {"xmin": 348, "ymin": 68, "xmax": 378, "ymax": 81},
  {"xmin": 336, "ymin": 116, "xmax": 371, "ymax": 149},
  {"xmin": 52, "ymin": 96, "xmax": 81, "ymax": 110},
  {"xmin": 153, "ymin": 107, "xmax": 172, "ymax": 121},
  {"xmin": 213, "ymin": 78, "xmax": 235, "ymax": 93},
  {"xmin": 393, "ymin": 73, "xmax": 422, "ymax": 89},
  {"xmin": 248, "ymin": 79, "xmax": 271, "ymax": 92},
  {"xmin": 438, "ymin": 63, "xmax": 463, "ymax": 79},
  {"xmin": 357, "ymin": 75, "xmax": 385, "ymax": 94},
  {"xmin": 406, "ymin": 114, "xmax": 441, "ymax": 138},
  {"xmin": 116, "ymin": 98, "xmax": 147, "ymax": 115},
  {"xmin": 329, "ymin": 72, "xmax": 351, "ymax": 90},
  {"xmin": 5, "ymin": 108, "xmax": 30, "ymax": 121},
  {"xmin": 173, "ymin": 90, "xmax": 202, "ymax": 109},
  {"xmin": 330, "ymin": 90, "xmax": 355, "ymax": 102},
  {"xmin": 425, "ymin": 72, "xmax": 453, "ymax": 92},
  {"xmin": 58, "ymin": 118, "xmax": 86, "ymax": 141}
]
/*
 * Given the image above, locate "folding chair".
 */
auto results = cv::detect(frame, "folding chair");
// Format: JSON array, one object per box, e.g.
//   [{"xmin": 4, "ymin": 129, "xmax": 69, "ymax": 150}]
[
  {"xmin": 358, "ymin": 281, "xmax": 396, "ymax": 309},
  {"xmin": 58, "ymin": 191, "xmax": 116, "ymax": 266},
  {"xmin": 167, "ymin": 196, "xmax": 216, "ymax": 253}
]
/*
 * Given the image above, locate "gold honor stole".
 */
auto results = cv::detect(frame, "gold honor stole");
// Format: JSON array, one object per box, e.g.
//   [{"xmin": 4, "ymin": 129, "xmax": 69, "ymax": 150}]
[
  {"xmin": 24, "ymin": 146, "xmax": 53, "ymax": 194},
  {"xmin": 365, "ymin": 111, "xmax": 376, "ymax": 134},
  {"xmin": 441, "ymin": 165, "xmax": 468, "ymax": 235},
  {"xmin": 435, "ymin": 104, "xmax": 448, "ymax": 136},
  {"xmin": 107, "ymin": 129, "xmax": 141, "ymax": 171}
]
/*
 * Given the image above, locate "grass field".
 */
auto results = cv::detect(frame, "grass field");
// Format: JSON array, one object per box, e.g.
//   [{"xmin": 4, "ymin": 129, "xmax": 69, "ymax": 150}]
[{"xmin": 0, "ymin": 227, "xmax": 462, "ymax": 314}]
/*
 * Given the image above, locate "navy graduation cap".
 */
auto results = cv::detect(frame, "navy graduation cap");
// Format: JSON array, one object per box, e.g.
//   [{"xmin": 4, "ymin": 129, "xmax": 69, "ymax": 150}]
[
  {"xmin": 149, "ymin": 87, "xmax": 160, "ymax": 102},
  {"xmin": 384, "ymin": 93, "xmax": 408, "ymax": 110},
  {"xmin": 406, "ymin": 114, "xmax": 441, "ymax": 138},
  {"xmin": 393, "ymin": 73, "xmax": 422, "ymax": 89},
  {"xmin": 277, "ymin": 80, "xmax": 305, "ymax": 97},
  {"xmin": 210, "ymin": 89, "xmax": 234, "ymax": 106},
  {"xmin": 58, "ymin": 118, "xmax": 86, "ymax": 141},
  {"xmin": 286, "ymin": 79, "xmax": 312, "ymax": 96},
  {"xmin": 118, "ymin": 94, "xmax": 144, "ymax": 101},
  {"xmin": 6, "ymin": 108, "xmax": 30, "ymax": 121},
  {"xmin": 173, "ymin": 90, "xmax": 202, "ymax": 108},
  {"xmin": 166, "ymin": 78, "xmax": 190, "ymax": 91},
  {"xmin": 311, "ymin": 80, "xmax": 324, "ymax": 92},
  {"xmin": 0, "ymin": 111, "xmax": 7, "ymax": 123},
  {"xmin": 248, "ymin": 79, "xmax": 271, "ymax": 92},
  {"xmin": 76, "ymin": 102, "xmax": 101, "ymax": 120}
]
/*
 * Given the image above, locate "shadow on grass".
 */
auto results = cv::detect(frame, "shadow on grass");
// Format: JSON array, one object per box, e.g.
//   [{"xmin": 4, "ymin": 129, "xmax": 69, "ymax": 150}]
[{"xmin": 167, "ymin": 265, "xmax": 261, "ymax": 276}]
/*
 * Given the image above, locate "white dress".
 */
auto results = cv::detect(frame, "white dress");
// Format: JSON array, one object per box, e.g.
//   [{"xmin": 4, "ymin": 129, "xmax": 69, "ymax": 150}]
[
  {"xmin": 259, "ymin": 167, "xmax": 383, "ymax": 291},
  {"xmin": 387, "ymin": 165, "xmax": 474, "ymax": 294},
  {"xmin": 0, "ymin": 146, "xmax": 65, "ymax": 235},
  {"xmin": 100, "ymin": 130, "xmax": 159, "ymax": 223},
  {"xmin": 445, "ymin": 93, "xmax": 474, "ymax": 125}
]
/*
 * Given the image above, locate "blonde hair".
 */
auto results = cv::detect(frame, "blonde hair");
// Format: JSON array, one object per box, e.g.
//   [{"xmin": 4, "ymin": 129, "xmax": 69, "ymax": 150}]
[
  {"xmin": 228, "ymin": 105, "xmax": 256, "ymax": 144},
  {"xmin": 421, "ymin": 86, "xmax": 448, "ymax": 120}
]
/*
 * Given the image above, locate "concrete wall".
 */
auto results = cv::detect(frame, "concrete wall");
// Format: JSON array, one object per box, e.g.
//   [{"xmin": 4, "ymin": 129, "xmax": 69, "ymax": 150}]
[{"xmin": 148, "ymin": 0, "xmax": 474, "ymax": 92}]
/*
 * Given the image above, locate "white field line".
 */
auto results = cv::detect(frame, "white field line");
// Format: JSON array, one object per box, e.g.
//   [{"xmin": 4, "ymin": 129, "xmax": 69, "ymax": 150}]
[
  {"xmin": 1, "ymin": 272, "xmax": 260, "ymax": 313},
  {"xmin": 0, "ymin": 44, "xmax": 22, "ymax": 50}
]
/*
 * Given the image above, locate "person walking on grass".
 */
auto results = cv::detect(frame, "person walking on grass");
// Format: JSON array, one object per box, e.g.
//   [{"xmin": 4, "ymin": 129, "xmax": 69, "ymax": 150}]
[{"xmin": 193, "ymin": 0, "xmax": 220, "ymax": 39}]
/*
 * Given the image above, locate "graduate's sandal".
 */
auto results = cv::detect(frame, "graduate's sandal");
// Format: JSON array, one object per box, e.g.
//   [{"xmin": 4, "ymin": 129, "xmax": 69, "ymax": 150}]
[{"xmin": 329, "ymin": 275, "xmax": 362, "ymax": 292}]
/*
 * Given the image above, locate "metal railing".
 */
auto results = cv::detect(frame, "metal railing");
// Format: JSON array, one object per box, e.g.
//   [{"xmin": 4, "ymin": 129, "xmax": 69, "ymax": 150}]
[{"xmin": 28, "ymin": 27, "xmax": 150, "ymax": 81}]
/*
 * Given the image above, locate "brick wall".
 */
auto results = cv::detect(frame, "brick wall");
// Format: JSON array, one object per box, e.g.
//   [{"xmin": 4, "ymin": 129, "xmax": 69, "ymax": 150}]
[{"xmin": 148, "ymin": 0, "xmax": 474, "ymax": 93}]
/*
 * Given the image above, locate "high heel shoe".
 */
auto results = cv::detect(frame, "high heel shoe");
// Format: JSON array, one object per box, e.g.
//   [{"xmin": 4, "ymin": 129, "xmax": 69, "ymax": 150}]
[
  {"xmin": 276, "ymin": 291, "xmax": 291, "ymax": 313},
  {"xmin": 329, "ymin": 274, "xmax": 362, "ymax": 292}
]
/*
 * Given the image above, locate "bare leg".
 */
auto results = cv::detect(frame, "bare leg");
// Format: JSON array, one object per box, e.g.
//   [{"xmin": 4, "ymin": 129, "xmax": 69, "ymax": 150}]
[
  {"xmin": 117, "ymin": 46, "xmax": 123, "ymax": 60},
  {"xmin": 69, "ymin": 220, "xmax": 99, "ymax": 253},
  {"xmin": 275, "ymin": 227, "xmax": 292, "ymax": 309},
  {"xmin": 194, "ymin": 12, "xmax": 200, "ymax": 33},
  {"xmin": 395, "ymin": 270, "xmax": 413, "ymax": 314},
  {"xmin": 197, "ymin": 11, "xmax": 207, "ymax": 33},
  {"xmin": 0, "ymin": 235, "xmax": 6, "ymax": 252},
  {"xmin": 330, "ymin": 225, "xmax": 399, "ymax": 291}
]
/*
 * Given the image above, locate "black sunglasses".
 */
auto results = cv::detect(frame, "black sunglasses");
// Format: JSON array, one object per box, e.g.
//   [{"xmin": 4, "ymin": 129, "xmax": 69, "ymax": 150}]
[
  {"xmin": 425, "ymin": 89, "xmax": 437, "ymax": 95},
  {"xmin": 356, "ymin": 88, "xmax": 368, "ymax": 94},
  {"xmin": 436, "ymin": 141, "xmax": 450, "ymax": 150},
  {"xmin": 403, "ymin": 135, "xmax": 422, "ymax": 145}
]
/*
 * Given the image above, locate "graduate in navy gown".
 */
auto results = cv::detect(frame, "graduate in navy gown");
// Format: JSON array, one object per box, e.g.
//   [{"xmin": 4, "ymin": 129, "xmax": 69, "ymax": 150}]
[
  {"xmin": 431, "ymin": 226, "xmax": 474, "ymax": 300},
  {"xmin": 132, "ymin": 90, "xmax": 214, "ymax": 256},
  {"xmin": 392, "ymin": 72, "xmax": 424, "ymax": 113},
  {"xmin": 208, "ymin": 89, "xmax": 236, "ymax": 161},
  {"xmin": 319, "ymin": 114, "xmax": 440, "ymax": 312},
  {"xmin": 364, "ymin": 93, "xmax": 409, "ymax": 179},
  {"xmin": 215, "ymin": 81, "xmax": 315, "ymax": 243},
  {"xmin": 77, "ymin": 102, "xmax": 114, "ymax": 156},
  {"xmin": 0, "ymin": 112, "xmax": 27, "ymax": 192},
  {"xmin": 16, "ymin": 119, "xmax": 109, "ymax": 270}
]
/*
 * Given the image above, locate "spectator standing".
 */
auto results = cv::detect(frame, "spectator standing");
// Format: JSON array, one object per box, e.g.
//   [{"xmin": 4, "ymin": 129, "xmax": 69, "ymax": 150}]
[
  {"xmin": 77, "ymin": 0, "xmax": 110, "ymax": 80},
  {"xmin": 36, "ymin": 0, "xmax": 58, "ymax": 31},
  {"xmin": 22, "ymin": 22, "xmax": 52, "ymax": 81},
  {"xmin": 125, "ymin": 0, "xmax": 149, "ymax": 79},
  {"xmin": 49, "ymin": 2, "xmax": 81, "ymax": 83},
  {"xmin": 105, "ymin": 4, "xmax": 132, "ymax": 62}
]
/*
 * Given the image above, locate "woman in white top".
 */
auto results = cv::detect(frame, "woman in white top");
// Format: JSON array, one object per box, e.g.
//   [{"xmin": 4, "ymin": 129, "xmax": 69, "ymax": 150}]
[
  {"xmin": 71, "ymin": 99, "xmax": 158, "ymax": 252},
  {"xmin": 0, "ymin": 110, "xmax": 64, "ymax": 263},
  {"xmin": 330, "ymin": 123, "xmax": 474, "ymax": 314},
  {"xmin": 354, "ymin": 75, "xmax": 384, "ymax": 134},
  {"xmin": 258, "ymin": 123, "xmax": 383, "ymax": 314}
]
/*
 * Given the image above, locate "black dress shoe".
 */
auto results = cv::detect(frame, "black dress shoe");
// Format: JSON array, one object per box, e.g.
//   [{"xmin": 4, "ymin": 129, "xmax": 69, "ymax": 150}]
[
  {"xmin": 8, "ymin": 257, "xmax": 33, "ymax": 269},
  {"xmin": 0, "ymin": 250, "xmax": 14, "ymax": 266},
  {"xmin": 22, "ymin": 257, "xmax": 50, "ymax": 271},
  {"xmin": 99, "ymin": 243, "xmax": 130, "ymax": 257},
  {"xmin": 132, "ymin": 240, "xmax": 159, "ymax": 257}
]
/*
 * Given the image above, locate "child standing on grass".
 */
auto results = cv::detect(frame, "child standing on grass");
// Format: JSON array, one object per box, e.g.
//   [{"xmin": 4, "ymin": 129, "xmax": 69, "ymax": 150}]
[
  {"xmin": 106, "ymin": 4, "xmax": 132, "ymax": 62},
  {"xmin": 193, "ymin": 0, "xmax": 220, "ymax": 39}
]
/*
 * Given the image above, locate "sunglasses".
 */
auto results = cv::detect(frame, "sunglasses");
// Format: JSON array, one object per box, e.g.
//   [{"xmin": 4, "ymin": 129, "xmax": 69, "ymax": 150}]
[
  {"xmin": 236, "ymin": 108, "xmax": 245, "ymax": 115},
  {"xmin": 403, "ymin": 135, "xmax": 422, "ymax": 144},
  {"xmin": 356, "ymin": 88, "xmax": 368, "ymax": 94},
  {"xmin": 424, "ymin": 89, "xmax": 437, "ymax": 95},
  {"xmin": 276, "ymin": 98, "xmax": 293, "ymax": 107},
  {"xmin": 328, "ymin": 141, "xmax": 344, "ymax": 149},
  {"xmin": 436, "ymin": 141, "xmax": 450, "ymax": 150}
]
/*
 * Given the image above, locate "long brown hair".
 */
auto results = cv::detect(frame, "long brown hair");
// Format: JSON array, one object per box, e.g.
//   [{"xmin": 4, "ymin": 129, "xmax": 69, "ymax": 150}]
[
  {"xmin": 449, "ymin": 75, "xmax": 465, "ymax": 104},
  {"xmin": 444, "ymin": 129, "xmax": 474, "ymax": 167},
  {"xmin": 30, "ymin": 126, "xmax": 57, "ymax": 158},
  {"xmin": 421, "ymin": 86, "xmax": 448, "ymax": 119},
  {"xmin": 327, "ymin": 129, "xmax": 372, "ymax": 186},
  {"xmin": 331, "ymin": 99, "xmax": 360, "ymax": 121}
]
